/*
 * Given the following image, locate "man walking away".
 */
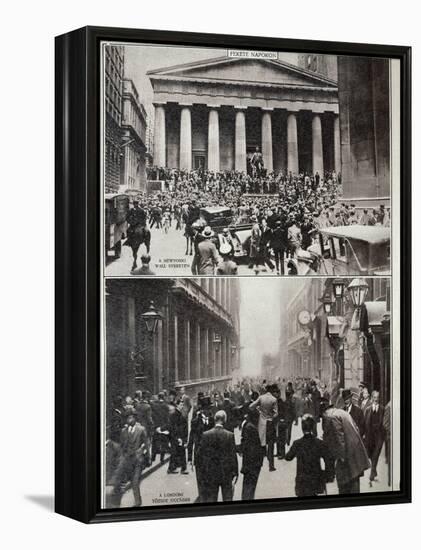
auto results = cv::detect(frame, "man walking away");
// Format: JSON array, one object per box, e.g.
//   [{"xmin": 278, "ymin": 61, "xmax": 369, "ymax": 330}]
[
  {"xmin": 198, "ymin": 410, "xmax": 239, "ymax": 502},
  {"xmin": 285, "ymin": 414, "xmax": 333, "ymax": 497},
  {"xmin": 240, "ymin": 408, "xmax": 264, "ymax": 500},
  {"xmin": 249, "ymin": 384, "xmax": 278, "ymax": 471},
  {"xmin": 320, "ymin": 399, "xmax": 370, "ymax": 494}
]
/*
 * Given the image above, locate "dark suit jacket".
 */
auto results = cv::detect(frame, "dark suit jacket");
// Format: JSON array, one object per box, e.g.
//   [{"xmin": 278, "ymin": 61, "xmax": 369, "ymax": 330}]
[
  {"xmin": 120, "ymin": 423, "xmax": 149, "ymax": 464},
  {"xmin": 364, "ymin": 405, "xmax": 385, "ymax": 447},
  {"xmin": 240, "ymin": 421, "xmax": 263, "ymax": 475},
  {"xmin": 187, "ymin": 413, "xmax": 214, "ymax": 464},
  {"xmin": 345, "ymin": 403, "xmax": 365, "ymax": 436},
  {"xmin": 168, "ymin": 409, "xmax": 188, "ymax": 444},
  {"xmin": 199, "ymin": 425, "xmax": 238, "ymax": 482},
  {"xmin": 285, "ymin": 434, "xmax": 333, "ymax": 495},
  {"xmin": 151, "ymin": 400, "xmax": 170, "ymax": 430}
]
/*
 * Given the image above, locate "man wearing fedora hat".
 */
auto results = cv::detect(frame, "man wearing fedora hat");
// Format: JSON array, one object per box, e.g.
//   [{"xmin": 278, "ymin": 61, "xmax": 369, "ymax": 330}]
[{"xmin": 197, "ymin": 226, "xmax": 220, "ymax": 275}]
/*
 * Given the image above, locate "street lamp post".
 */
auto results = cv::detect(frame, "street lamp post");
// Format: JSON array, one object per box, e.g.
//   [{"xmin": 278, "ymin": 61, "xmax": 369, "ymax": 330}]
[
  {"xmin": 140, "ymin": 300, "xmax": 164, "ymax": 392},
  {"xmin": 332, "ymin": 278, "xmax": 346, "ymax": 316},
  {"xmin": 348, "ymin": 278, "xmax": 369, "ymax": 330}
]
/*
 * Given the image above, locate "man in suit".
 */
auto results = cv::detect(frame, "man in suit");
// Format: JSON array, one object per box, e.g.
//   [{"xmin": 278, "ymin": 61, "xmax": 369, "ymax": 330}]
[
  {"xmin": 134, "ymin": 390, "xmax": 154, "ymax": 439},
  {"xmin": 240, "ymin": 408, "xmax": 263, "ymax": 500},
  {"xmin": 249, "ymin": 385, "xmax": 278, "ymax": 471},
  {"xmin": 198, "ymin": 410, "xmax": 239, "ymax": 502},
  {"xmin": 167, "ymin": 400, "xmax": 189, "ymax": 474},
  {"xmin": 197, "ymin": 227, "xmax": 220, "ymax": 275},
  {"xmin": 187, "ymin": 397, "xmax": 215, "ymax": 502},
  {"xmin": 342, "ymin": 389, "xmax": 365, "ymax": 436},
  {"xmin": 364, "ymin": 391, "xmax": 385, "ymax": 484},
  {"xmin": 285, "ymin": 414, "xmax": 333, "ymax": 497},
  {"xmin": 151, "ymin": 392, "xmax": 170, "ymax": 464},
  {"xmin": 111, "ymin": 413, "xmax": 150, "ymax": 507},
  {"xmin": 178, "ymin": 386, "xmax": 192, "ymax": 420},
  {"xmin": 358, "ymin": 383, "xmax": 372, "ymax": 414},
  {"xmin": 221, "ymin": 391, "xmax": 237, "ymax": 432},
  {"xmin": 270, "ymin": 220, "xmax": 288, "ymax": 275},
  {"xmin": 320, "ymin": 399, "xmax": 370, "ymax": 494}
]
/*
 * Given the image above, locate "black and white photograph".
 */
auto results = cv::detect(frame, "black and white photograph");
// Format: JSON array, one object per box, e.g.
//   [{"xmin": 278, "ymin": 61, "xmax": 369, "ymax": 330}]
[
  {"xmin": 103, "ymin": 44, "xmax": 393, "ymax": 277},
  {"xmin": 103, "ymin": 276, "xmax": 397, "ymax": 508}
]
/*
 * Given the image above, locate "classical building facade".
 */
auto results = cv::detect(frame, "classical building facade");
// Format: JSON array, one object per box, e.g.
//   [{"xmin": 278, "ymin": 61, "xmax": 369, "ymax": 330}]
[
  {"xmin": 105, "ymin": 278, "xmax": 240, "ymax": 419},
  {"xmin": 120, "ymin": 79, "xmax": 147, "ymax": 191},
  {"xmin": 105, "ymin": 45, "xmax": 124, "ymax": 192},
  {"xmin": 148, "ymin": 56, "xmax": 339, "ymax": 175},
  {"xmin": 337, "ymin": 57, "xmax": 390, "ymax": 206}
]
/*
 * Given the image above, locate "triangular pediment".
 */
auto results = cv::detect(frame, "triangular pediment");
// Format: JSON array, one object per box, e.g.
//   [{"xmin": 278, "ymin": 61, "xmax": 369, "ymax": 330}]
[{"xmin": 148, "ymin": 56, "xmax": 337, "ymax": 88}]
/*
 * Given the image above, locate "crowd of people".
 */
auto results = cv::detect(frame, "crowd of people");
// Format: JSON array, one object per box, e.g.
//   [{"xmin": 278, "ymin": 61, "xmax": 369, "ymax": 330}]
[
  {"xmin": 105, "ymin": 377, "xmax": 390, "ymax": 506},
  {"xmin": 125, "ymin": 168, "xmax": 390, "ymax": 276}
]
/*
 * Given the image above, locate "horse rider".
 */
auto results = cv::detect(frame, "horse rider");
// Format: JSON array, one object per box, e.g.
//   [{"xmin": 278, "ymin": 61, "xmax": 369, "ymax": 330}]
[{"xmin": 126, "ymin": 200, "xmax": 147, "ymax": 239}]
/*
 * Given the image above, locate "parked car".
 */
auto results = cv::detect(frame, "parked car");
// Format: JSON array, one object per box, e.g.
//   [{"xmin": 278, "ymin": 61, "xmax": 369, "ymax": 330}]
[
  {"xmin": 197, "ymin": 207, "xmax": 252, "ymax": 259},
  {"xmin": 287, "ymin": 225, "xmax": 391, "ymax": 275},
  {"xmin": 105, "ymin": 193, "xmax": 130, "ymax": 260}
]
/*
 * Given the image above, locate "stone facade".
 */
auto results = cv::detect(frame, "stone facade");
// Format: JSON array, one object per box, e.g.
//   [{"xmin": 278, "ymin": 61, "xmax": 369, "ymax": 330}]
[
  {"xmin": 338, "ymin": 57, "xmax": 390, "ymax": 206},
  {"xmin": 120, "ymin": 79, "xmax": 147, "ymax": 192},
  {"xmin": 148, "ymin": 56, "xmax": 339, "ymax": 175},
  {"xmin": 105, "ymin": 278, "xmax": 240, "ymax": 419},
  {"xmin": 105, "ymin": 45, "xmax": 124, "ymax": 192}
]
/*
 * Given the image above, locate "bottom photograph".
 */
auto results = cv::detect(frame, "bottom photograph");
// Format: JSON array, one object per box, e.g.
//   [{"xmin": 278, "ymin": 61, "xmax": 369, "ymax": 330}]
[{"xmin": 103, "ymin": 277, "xmax": 395, "ymax": 509}]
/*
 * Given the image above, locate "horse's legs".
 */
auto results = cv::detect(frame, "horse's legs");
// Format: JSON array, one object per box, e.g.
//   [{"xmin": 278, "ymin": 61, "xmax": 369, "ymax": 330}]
[
  {"xmin": 131, "ymin": 246, "xmax": 139, "ymax": 271},
  {"xmin": 185, "ymin": 237, "xmax": 189, "ymax": 255},
  {"xmin": 145, "ymin": 233, "xmax": 151, "ymax": 254}
]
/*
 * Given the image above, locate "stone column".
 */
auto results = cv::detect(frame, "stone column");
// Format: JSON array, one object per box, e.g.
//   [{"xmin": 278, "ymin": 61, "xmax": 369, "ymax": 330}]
[
  {"xmin": 312, "ymin": 113, "xmax": 324, "ymax": 175},
  {"xmin": 334, "ymin": 114, "xmax": 341, "ymax": 173},
  {"xmin": 205, "ymin": 327, "xmax": 209, "ymax": 380},
  {"xmin": 153, "ymin": 103, "xmax": 166, "ymax": 168},
  {"xmin": 234, "ymin": 107, "xmax": 247, "ymax": 172},
  {"xmin": 195, "ymin": 322, "xmax": 201, "ymax": 381},
  {"xmin": 287, "ymin": 112, "xmax": 299, "ymax": 174},
  {"xmin": 261, "ymin": 109, "xmax": 273, "ymax": 172},
  {"xmin": 208, "ymin": 107, "xmax": 220, "ymax": 172},
  {"xmin": 179, "ymin": 105, "xmax": 192, "ymax": 170},
  {"xmin": 185, "ymin": 318, "xmax": 190, "ymax": 381},
  {"xmin": 173, "ymin": 314, "xmax": 179, "ymax": 384}
]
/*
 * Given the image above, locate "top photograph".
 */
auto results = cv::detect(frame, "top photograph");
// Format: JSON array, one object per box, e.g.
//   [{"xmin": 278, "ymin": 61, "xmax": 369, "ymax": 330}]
[{"xmin": 103, "ymin": 43, "xmax": 395, "ymax": 277}]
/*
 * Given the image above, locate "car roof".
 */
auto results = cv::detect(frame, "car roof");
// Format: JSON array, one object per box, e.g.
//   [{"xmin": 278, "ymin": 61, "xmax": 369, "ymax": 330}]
[
  {"xmin": 105, "ymin": 193, "xmax": 129, "ymax": 199},
  {"xmin": 200, "ymin": 206, "xmax": 231, "ymax": 214},
  {"xmin": 319, "ymin": 225, "xmax": 390, "ymax": 244}
]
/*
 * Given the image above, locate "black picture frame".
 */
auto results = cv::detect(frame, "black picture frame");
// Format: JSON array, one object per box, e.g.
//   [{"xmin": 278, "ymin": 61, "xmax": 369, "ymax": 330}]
[{"xmin": 55, "ymin": 26, "xmax": 412, "ymax": 523}]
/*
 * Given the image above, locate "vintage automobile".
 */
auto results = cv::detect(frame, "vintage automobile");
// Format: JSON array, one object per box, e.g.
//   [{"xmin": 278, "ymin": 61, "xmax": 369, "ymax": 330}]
[
  {"xmin": 105, "ymin": 193, "xmax": 130, "ymax": 260},
  {"xmin": 287, "ymin": 225, "xmax": 391, "ymax": 276},
  {"xmin": 197, "ymin": 206, "xmax": 252, "ymax": 259}
]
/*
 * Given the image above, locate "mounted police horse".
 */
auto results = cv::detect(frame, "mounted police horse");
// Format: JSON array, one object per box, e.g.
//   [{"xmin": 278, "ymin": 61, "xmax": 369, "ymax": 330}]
[
  {"xmin": 124, "ymin": 224, "xmax": 151, "ymax": 271},
  {"xmin": 123, "ymin": 205, "xmax": 151, "ymax": 271}
]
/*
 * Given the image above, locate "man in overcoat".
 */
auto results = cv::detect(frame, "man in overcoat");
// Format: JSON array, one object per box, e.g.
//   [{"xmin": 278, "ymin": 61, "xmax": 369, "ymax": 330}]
[
  {"xmin": 320, "ymin": 399, "xmax": 370, "ymax": 494},
  {"xmin": 198, "ymin": 410, "xmax": 238, "ymax": 502},
  {"xmin": 240, "ymin": 408, "xmax": 264, "ymax": 500}
]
